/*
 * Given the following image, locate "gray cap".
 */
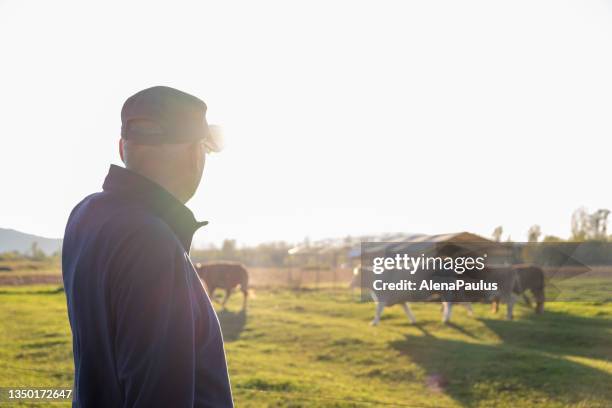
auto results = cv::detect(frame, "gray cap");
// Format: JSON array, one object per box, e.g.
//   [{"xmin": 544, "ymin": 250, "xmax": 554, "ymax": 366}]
[{"xmin": 121, "ymin": 86, "xmax": 210, "ymax": 145}]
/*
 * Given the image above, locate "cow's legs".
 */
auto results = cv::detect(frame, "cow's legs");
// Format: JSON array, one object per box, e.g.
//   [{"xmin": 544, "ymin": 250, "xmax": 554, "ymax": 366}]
[
  {"xmin": 222, "ymin": 288, "xmax": 233, "ymax": 308},
  {"xmin": 462, "ymin": 302, "xmax": 474, "ymax": 317},
  {"xmin": 371, "ymin": 301, "xmax": 385, "ymax": 326},
  {"xmin": 401, "ymin": 303, "xmax": 416, "ymax": 324},
  {"xmin": 208, "ymin": 286, "xmax": 218, "ymax": 303},
  {"xmin": 506, "ymin": 293, "xmax": 517, "ymax": 320},
  {"xmin": 241, "ymin": 289, "xmax": 248, "ymax": 309},
  {"xmin": 533, "ymin": 288, "xmax": 545, "ymax": 314},
  {"xmin": 522, "ymin": 293, "xmax": 533, "ymax": 308},
  {"xmin": 491, "ymin": 298, "xmax": 499, "ymax": 314},
  {"xmin": 240, "ymin": 281, "xmax": 248, "ymax": 309},
  {"xmin": 442, "ymin": 302, "xmax": 453, "ymax": 323}
]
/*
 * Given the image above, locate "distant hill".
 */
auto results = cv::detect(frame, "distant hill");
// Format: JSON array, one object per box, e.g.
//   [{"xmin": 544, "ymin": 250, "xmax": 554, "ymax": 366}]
[{"xmin": 0, "ymin": 228, "xmax": 62, "ymax": 255}]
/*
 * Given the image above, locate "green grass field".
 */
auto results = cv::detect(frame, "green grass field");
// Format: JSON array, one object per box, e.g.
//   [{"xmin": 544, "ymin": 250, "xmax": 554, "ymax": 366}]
[{"xmin": 1, "ymin": 285, "xmax": 611, "ymax": 407}]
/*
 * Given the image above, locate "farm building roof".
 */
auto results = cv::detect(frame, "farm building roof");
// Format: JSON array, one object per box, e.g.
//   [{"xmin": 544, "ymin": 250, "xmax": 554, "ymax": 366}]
[
  {"xmin": 348, "ymin": 231, "xmax": 494, "ymax": 258},
  {"xmin": 288, "ymin": 232, "xmax": 496, "ymax": 258}
]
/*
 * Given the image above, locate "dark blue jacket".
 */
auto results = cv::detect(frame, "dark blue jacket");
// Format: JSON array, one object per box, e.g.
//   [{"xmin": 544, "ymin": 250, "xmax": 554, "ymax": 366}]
[{"xmin": 62, "ymin": 165, "xmax": 233, "ymax": 408}]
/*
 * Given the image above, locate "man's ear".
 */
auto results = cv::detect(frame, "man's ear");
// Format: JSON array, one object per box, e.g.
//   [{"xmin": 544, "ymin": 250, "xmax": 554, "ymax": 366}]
[{"xmin": 119, "ymin": 138, "xmax": 126, "ymax": 164}]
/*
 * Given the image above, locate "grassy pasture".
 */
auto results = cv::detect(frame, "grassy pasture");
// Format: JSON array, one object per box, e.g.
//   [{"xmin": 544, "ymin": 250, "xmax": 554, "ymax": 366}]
[{"xmin": 0, "ymin": 285, "xmax": 611, "ymax": 407}]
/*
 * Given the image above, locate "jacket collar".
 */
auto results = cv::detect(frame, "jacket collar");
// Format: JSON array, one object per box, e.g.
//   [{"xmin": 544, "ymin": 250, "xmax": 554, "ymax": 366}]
[{"xmin": 102, "ymin": 165, "xmax": 207, "ymax": 250}]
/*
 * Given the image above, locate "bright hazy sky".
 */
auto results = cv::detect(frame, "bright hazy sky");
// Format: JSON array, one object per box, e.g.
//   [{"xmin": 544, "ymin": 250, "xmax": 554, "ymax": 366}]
[{"xmin": 1, "ymin": 1, "xmax": 611, "ymax": 247}]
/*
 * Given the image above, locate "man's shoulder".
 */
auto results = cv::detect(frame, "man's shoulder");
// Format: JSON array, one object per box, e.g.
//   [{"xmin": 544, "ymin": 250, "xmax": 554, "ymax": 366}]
[{"xmin": 66, "ymin": 191, "xmax": 179, "ymax": 250}]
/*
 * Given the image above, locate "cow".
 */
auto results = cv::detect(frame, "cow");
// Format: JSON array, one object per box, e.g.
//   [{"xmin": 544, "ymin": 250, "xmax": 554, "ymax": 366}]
[
  {"xmin": 353, "ymin": 263, "xmax": 518, "ymax": 325},
  {"xmin": 195, "ymin": 262, "xmax": 249, "ymax": 309},
  {"xmin": 440, "ymin": 266, "xmax": 519, "ymax": 322},
  {"xmin": 352, "ymin": 265, "xmax": 474, "ymax": 325},
  {"xmin": 492, "ymin": 264, "xmax": 545, "ymax": 314}
]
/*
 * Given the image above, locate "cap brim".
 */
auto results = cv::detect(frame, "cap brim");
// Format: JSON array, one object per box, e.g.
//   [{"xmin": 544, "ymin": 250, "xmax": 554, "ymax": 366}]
[{"xmin": 204, "ymin": 124, "xmax": 224, "ymax": 153}]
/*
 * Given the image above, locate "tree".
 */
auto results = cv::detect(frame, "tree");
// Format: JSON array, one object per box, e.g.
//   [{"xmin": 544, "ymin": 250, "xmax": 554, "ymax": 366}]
[
  {"xmin": 591, "ymin": 209, "xmax": 610, "ymax": 239},
  {"xmin": 542, "ymin": 235, "xmax": 563, "ymax": 243},
  {"xmin": 492, "ymin": 226, "xmax": 503, "ymax": 242},
  {"xmin": 28, "ymin": 241, "xmax": 46, "ymax": 261},
  {"xmin": 571, "ymin": 207, "xmax": 589, "ymax": 241},
  {"xmin": 571, "ymin": 207, "xmax": 610, "ymax": 241},
  {"xmin": 221, "ymin": 239, "xmax": 237, "ymax": 260},
  {"xmin": 527, "ymin": 225, "xmax": 541, "ymax": 242}
]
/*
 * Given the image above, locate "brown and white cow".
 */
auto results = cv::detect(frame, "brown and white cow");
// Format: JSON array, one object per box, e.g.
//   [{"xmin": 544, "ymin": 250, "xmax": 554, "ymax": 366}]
[
  {"xmin": 353, "ymin": 264, "xmax": 518, "ymax": 325},
  {"xmin": 351, "ymin": 265, "xmax": 474, "ymax": 325},
  {"xmin": 195, "ymin": 262, "xmax": 249, "ymax": 309}
]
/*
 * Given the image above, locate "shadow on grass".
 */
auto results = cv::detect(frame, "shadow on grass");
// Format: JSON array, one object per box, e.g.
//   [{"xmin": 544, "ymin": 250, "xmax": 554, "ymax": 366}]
[
  {"xmin": 445, "ymin": 322, "xmax": 477, "ymax": 339},
  {"xmin": 389, "ymin": 310, "xmax": 612, "ymax": 407},
  {"xmin": 217, "ymin": 308, "xmax": 247, "ymax": 342},
  {"xmin": 479, "ymin": 309, "xmax": 612, "ymax": 360}
]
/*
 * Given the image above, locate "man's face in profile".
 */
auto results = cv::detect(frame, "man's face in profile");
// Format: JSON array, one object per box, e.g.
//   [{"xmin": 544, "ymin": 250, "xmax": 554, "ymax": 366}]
[
  {"xmin": 186, "ymin": 140, "xmax": 206, "ymax": 202},
  {"xmin": 118, "ymin": 137, "xmax": 207, "ymax": 204}
]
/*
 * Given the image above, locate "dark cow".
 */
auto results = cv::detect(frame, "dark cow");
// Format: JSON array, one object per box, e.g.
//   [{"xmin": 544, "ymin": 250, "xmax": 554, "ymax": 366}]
[
  {"xmin": 492, "ymin": 264, "xmax": 545, "ymax": 314},
  {"xmin": 442, "ymin": 265, "xmax": 519, "ymax": 322},
  {"xmin": 195, "ymin": 262, "xmax": 249, "ymax": 309}
]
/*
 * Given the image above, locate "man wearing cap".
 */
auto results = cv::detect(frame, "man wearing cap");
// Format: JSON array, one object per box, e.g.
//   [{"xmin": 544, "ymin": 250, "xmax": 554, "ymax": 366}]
[{"xmin": 62, "ymin": 86, "xmax": 233, "ymax": 407}]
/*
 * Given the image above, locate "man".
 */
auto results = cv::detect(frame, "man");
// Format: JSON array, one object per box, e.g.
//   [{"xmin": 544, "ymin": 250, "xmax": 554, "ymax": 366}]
[{"xmin": 62, "ymin": 86, "xmax": 233, "ymax": 407}]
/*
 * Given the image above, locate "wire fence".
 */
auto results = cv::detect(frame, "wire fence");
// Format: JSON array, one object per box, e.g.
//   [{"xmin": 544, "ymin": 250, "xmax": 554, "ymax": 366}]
[{"xmin": 0, "ymin": 267, "xmax": 357, "ymax": 290}]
